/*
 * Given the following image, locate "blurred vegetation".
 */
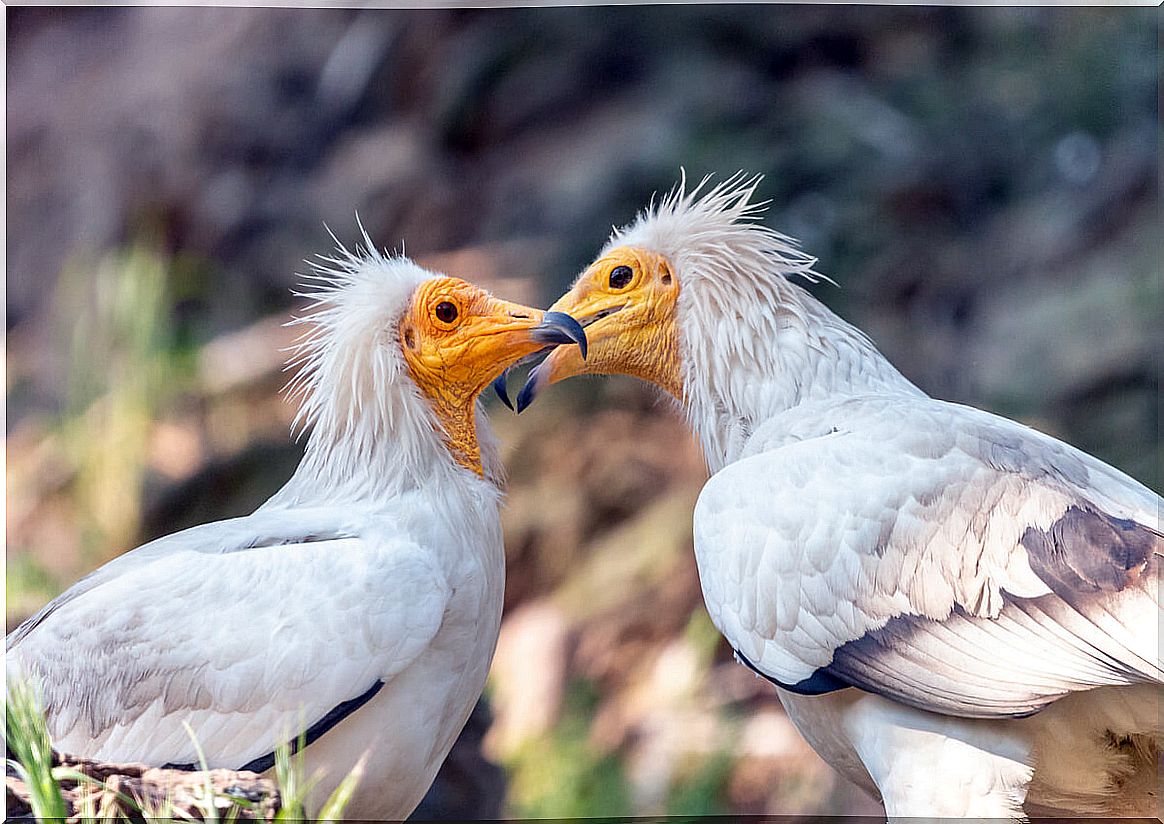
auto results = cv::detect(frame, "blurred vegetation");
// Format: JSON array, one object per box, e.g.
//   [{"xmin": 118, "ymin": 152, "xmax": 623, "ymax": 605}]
[
  {"xmin": 7, "ymin": 244, "xmax": 197, "ymax": 621},
  {"xmin": 6, "ymin": 5, "xmax": 1159, "ymax": 820},
  {"xmin": 505, "ymin": 680, "xmax": 631, "ymax": 818},
  {"xmin": 58, "ymin": 245, "xmax": 191, "ymax": 559}
]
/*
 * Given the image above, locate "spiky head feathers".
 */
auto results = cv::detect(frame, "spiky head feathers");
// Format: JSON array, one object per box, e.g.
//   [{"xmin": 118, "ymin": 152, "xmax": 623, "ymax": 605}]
[
  {"xmin": 276, "ymin": 235, "xmax": 568, "ymax": 496},
  {"xmin": 284, "ymin": 240, "xmax": 431, "ymax": 444},
  {"xmin": 532, "ymin": 172, "xmax": 908, "ymax": 472},
  {"xmin": 608, "ymin": 172, "xmax": 824, "ymax": 297}
]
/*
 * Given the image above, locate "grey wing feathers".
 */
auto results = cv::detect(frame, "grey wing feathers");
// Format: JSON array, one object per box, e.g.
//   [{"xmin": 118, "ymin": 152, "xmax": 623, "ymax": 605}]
[
  {"xmin": 699, "ymin": 395, "xmax": 1163, "ymax": 719},
  {"xmin": 826, "ymin": 564, "xmax": 1161, "ymax": 717},
  {"xmin": 6, "ymin": 511, "xmax": 356, "ymax": 649},
  {"xmin": 829, "ymin": 438, "xmax": 1164, "ymax": 717},
  {"xmin": 6, "ymin": 508, "xmax": 449, "ymax": 768}
]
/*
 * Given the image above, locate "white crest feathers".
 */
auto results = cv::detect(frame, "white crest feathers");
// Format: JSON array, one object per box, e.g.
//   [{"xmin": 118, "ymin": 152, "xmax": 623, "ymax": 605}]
[
  {"xmin": 606, "ymin": 170, "xmax": 826, "ymax": 291},
  {"xmin": 283, "ymin": 231, "xmax": 429, "ymax": 442},
  {"xmin": 608, "ymin": 172, "xmax": 915, "ymax": 472},
  {"xmin": 268, "ymin": 232, "xmax": 463, "ymax": 505}
]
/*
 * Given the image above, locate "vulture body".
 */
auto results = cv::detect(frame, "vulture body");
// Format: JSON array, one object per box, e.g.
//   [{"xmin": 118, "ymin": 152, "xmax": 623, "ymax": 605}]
[
  {"xmin": 528, "ymin": 175, "xmax": 1162, "ymax": 819},
  {"xmin": 7, "ymin": 244, "xmax": 585, "ymax": 818}
]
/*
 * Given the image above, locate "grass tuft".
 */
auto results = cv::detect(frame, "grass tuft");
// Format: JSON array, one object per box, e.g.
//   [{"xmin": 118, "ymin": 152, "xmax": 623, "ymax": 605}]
[
  {"xmin": 274, "ymin": 732, "xmax": 310, "ymax": 821},
  {"xmin": 5, "ymin": 678, "xmax": 68, "ymax": 820},
  {"xmin": 5, "ymin": 682, "xmax": 360, "ymax": 821}
]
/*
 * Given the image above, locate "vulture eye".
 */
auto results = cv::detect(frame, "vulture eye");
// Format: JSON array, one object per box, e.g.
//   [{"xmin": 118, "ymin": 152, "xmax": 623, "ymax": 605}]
[
  {"xmin": 609, "ymin": 265, "xmax": 634, "ymax": 290},
  {"xmin": 434, "ymin": 301, "xmax": 459, "ymax": 324}
]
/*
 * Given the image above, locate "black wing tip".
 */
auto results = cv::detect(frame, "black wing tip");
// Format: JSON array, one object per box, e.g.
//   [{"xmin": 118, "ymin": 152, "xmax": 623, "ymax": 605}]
[
  {"xmin": 733, "ymin": 647, "xmax": 850, "ymax": 696},
  {"xmin": 236, "ymin": 678, "xmax": 385, "ymax": 774}
]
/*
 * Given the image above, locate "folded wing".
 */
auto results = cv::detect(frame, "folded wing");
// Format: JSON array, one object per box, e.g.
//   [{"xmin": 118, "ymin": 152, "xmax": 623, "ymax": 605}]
[
  {"xmin": 694, "ymin": 396, "xmax": 1162, "ymax": 718},
  {"xmin": 7, "ymin": 509, "xmax": 451, "ymax": 768}
]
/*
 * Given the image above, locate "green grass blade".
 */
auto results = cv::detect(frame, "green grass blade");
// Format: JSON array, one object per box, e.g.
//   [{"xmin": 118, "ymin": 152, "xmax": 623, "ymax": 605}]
[
  {"xmin": 182, "ymin": 719, "xmax": 221, "ymax": 824},
  {"xmin": 51, "ymin": 767, "xmax": 144, "ymax": 817},
  {"xmin": 273, "ymin": 713, "xmax": 319, "ymax": 821},
  {"xmin": 5, "ymin": 678, "xmax": 68, "ymax": 820},
  {"xmin": 314, "ymin": 754, "xmax": 365, "ymax": 822}
]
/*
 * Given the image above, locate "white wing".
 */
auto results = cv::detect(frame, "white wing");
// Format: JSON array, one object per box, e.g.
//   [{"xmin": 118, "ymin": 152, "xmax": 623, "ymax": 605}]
[
  {"xmin": 694, "ymin": 395, "xmax": 1163, "ymax": 718},
  {"xmin": 7, "ymin": 507, "xmax": 451, "ymax": 769}
]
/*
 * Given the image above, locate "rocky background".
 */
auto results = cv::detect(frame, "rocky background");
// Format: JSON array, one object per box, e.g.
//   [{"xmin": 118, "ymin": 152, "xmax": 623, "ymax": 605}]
[{"xmin": 6, "ymin": 5, "xmax": 1159, "ymax": 819}]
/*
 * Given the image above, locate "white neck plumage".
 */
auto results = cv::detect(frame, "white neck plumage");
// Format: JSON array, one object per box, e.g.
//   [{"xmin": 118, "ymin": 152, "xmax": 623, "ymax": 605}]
[
  {"xmin": 680, "ymin": 280, "xmax": 922, "ymax": 473},
  {"xmin": 262, "ymin": 384, "xmax": 499, "ymax": 511}
]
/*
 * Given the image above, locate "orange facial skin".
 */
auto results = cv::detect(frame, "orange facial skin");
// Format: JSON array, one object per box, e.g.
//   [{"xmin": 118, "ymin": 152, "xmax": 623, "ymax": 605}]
[
  {"xmin": 400, "ymin": 277, "xmax": 583, "ymax": 475},
  {"xmin": 522, "ymin": 246, "xmax": 683, "ymax": 408}
]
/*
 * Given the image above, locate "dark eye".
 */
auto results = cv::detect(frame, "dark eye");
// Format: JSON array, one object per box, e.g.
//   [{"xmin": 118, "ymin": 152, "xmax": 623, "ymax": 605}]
[
  {"xmin": 609, "ymin": 265, "xmax": 634, "ymax": 289},
  {"xmin": 434, "ymin": 301, "xmax": 459, "ymax": 324}
]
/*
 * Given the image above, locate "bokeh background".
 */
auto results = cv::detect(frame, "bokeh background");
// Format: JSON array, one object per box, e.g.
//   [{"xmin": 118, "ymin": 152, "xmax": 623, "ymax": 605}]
[{"xmin": 6, "ymin": 5, "xmax": 1160, "ymax": 819}]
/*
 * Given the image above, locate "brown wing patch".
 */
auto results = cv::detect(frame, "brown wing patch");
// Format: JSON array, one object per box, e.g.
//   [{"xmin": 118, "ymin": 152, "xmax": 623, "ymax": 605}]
[{"xmin": 1021, "ymin": 506, "xmax": 1160, "ymax": 594}]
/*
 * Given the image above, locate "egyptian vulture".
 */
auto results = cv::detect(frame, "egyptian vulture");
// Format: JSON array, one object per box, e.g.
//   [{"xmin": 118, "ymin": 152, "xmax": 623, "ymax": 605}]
[
  {"xmin": 519, "ymin": 175, "xmax": 1162, "ymax": 819},
  {"xmin": 6, "ymin": 240, "xmax": 585, "ymax": 819}
]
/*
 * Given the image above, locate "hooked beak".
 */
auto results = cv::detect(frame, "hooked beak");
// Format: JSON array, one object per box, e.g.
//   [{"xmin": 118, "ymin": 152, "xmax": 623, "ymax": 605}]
[
  {"xmin": 530, "ymin": 311, "xmax": 588, "ymax": 357},
  {"xmin": 511, "ymin": 287, "xmax": 624, "ymax": 412},
  {"xmin": 511, "ymin": 245, "xmax": 681, "ymax": 412},
  {"xmin": 490, "ymin": 311, "xmax": 587, "ymax": 410},
  {"xmin": 516, "ymin": 358, "xmax": 553, "ymax": 413}
]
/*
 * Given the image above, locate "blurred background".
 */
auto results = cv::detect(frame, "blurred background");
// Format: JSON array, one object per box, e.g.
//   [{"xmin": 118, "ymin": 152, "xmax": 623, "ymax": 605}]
[{"xmin": 5, "ymin": 5, "xmax": 1159, "ymax": 819}]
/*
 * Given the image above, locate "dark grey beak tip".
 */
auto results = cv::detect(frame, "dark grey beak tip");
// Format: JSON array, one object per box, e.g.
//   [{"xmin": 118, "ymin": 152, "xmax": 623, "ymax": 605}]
[
  {"xmin": 515, "ymin": 364, "xmax": 543, "ymax": 414},
  {"xmin": 492, "ymin": 372, "xmax": 514, "ymax": 410},
  {"xmin": 532, "ymin": 311, "xmax": 588, "ymax": 360}
]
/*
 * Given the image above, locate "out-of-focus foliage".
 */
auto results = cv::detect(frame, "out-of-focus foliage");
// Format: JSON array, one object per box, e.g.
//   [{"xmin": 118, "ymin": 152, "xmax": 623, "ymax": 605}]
[
  {"xmin": 6, "ymin": 5, "xmax": 1158, "ymax": 819},
  {"xmin": 504, "ymin": 679, "xmax": 631, "ymax": 818},
  {"xmin": 7, "ymin": 244, "xmax": 197, "ymax": 620}
]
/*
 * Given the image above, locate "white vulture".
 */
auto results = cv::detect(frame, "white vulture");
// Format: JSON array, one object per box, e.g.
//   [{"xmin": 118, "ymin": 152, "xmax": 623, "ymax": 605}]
[
  {"xmin": 518, "ymin": 174, "xmax": 1162, "ymax": 820},
  {"xmin": 6, "ymin": 240, "xmax": 586, "ymax": 819}
]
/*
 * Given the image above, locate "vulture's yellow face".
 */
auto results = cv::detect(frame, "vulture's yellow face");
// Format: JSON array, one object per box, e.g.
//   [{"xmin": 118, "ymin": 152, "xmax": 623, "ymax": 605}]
[
  {"xmin": 520, "ymin": 246, "xmax": 683, "ymax": 409},
  {"xmin": 400, "ymin": 276, "xmax": 585, "ymax": 471}
]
